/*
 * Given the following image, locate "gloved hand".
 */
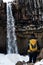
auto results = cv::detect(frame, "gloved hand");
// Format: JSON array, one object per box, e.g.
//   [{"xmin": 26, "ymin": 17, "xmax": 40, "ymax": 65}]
[{"xmin": 27, "ymin": 50, "xmax": 30, "ymax": 52}]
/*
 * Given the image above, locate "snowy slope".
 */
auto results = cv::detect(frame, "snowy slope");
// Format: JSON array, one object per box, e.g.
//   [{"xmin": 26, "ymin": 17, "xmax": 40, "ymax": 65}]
[
  {"xmin": 0, "ymin": 53, "xmax": 43, "ymax": 65},
  {"xmin": 34, "ymin": 59, "xmax": 43, "ymax": 65},
  {"xmin": 0, "ymin": 54, "xmax": 15, "ymax": 65},
  {"xmin": 0, "ymin": 54, "xmax": 29, "ymax": 65}
]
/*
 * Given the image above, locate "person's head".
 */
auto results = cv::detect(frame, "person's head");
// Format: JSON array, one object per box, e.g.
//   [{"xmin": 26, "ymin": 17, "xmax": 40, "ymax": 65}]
[
  {"xmin": 29, "ymin": 34, "xmax": 37, "ymax": 45},
  {"xmin": 30, "ymin": 34, "xmax": 36, "ymax": 39}
]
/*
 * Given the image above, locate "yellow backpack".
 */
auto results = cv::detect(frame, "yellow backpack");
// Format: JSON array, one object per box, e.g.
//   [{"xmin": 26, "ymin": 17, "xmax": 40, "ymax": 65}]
[{"xmin": 29, "ymin": 39, "xmax": 37, "ymax": 52}]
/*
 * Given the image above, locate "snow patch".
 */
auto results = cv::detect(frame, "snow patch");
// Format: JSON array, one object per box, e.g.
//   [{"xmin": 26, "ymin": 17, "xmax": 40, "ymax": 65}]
[
  {"xmin": 34, "ymin": 59, "xmax": 43, "ymax": 65},
  {"xmin": 6, "ymin": 54, "xmax": 29, "ymax": 64},
  {"xmin": 0, "ymin": 54, "xmax": 29, "ymax": 65},
  {"xmin": 0, "ymin": 53, "xmax": 43, "ymax": 65}
]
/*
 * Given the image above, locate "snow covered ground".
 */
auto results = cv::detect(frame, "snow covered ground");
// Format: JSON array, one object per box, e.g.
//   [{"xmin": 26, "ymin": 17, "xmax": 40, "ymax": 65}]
[
  {"xmin": 0, "ymin": 53, "xmax": 43, "ymax": 65},
  {"xmin": 34, "ymin": 59, "xmax": 43, "ymax": 65},
  {"xmin": 0, "ymin": 53, "xmax": 29, "ymax": 65}
]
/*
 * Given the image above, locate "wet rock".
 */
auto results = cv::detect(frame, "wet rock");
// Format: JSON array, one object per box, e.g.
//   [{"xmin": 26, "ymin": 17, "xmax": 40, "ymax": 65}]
[
  {"xmin": 27, "ymin": 63, "xmax": 34, "ymax": 65},
  {"xmin": 16, "ymin": 61, "xmax": 34, "ymax": 65},
  {"xmin": 16, "ymin": 61, "xmax": 23, "ymax": 65}
]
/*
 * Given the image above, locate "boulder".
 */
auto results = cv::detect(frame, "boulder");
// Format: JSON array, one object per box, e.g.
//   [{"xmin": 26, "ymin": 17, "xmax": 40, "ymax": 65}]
[
  {"xmin": 37, "ymin": 48, "xmax": 43, "ymax": 61},
  {"xmin": 27, "ymin": 63, "xmax": 34, "ymax": 65},
  {"xmin": 16, "ymin": 61, "xmax": 23, "ymax": 65},
  {"xmin": 16, "ymin": 61, "xmax": 34, "ymax": 65}
]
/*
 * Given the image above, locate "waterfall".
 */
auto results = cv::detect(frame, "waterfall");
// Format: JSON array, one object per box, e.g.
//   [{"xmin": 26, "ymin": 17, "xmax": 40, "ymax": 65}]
[{"xmin": 7, "ymin": 3, "xmax": 18, "ymax": 53}]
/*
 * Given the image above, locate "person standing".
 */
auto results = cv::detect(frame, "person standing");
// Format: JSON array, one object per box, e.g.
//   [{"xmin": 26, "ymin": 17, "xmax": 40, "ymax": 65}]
[{"xmin": 27, "ymin": 34, "xmax": 40, "ymax": 63}]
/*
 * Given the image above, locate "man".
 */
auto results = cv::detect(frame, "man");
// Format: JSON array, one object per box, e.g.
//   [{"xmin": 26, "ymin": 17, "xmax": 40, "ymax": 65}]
[{"xmin": 27, "ymin": 34, "xmax": 40, "ymax": 63}]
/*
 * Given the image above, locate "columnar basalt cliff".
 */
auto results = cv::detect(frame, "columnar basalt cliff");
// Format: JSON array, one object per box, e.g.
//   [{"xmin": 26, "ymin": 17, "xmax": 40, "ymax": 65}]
[
  {"xmin": 0, "ymin": 0, "xmax": 43, "ymax": 54},
  {"xmin": 12, "ymin": 0, "xmax": 43, "ymax": 54}
]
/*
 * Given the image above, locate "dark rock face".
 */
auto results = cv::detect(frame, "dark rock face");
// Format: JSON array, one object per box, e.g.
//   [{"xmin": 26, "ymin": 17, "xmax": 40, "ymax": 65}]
[
  {"xmin": 37, "ymin": 48, "xmax": 43, "ymax": 60},
  {"xmin": 12, "ymin": 2, "xmax": 43, "ymax": 54},
  {"xmin": 0, "ymin": 3, "xmax": 6, "ymax": 27},
  {"xmin": 12, "ymin": 1, "xmax": 43, "ymax": 54},
  {"xmin": 0, "ymin": 3, "xmax": 7, "ymax": 54}
]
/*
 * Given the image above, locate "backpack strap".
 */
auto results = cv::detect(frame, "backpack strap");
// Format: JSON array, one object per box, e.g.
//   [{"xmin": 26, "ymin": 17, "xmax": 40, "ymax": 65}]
[{"xmin": 29, "ymin": 43, "xmax": 38, "ymax": 52}]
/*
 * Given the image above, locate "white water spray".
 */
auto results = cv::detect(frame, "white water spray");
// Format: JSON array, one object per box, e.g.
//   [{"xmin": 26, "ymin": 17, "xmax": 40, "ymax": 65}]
[{"xmin": 7, "ymin": 3, "xmax": 18, "ymax": 53}]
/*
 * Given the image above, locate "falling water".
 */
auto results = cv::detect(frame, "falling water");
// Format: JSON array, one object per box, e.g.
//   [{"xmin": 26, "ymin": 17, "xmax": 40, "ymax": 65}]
[{"xmin": 7, "ymin": 3, "xmax": 18, "ymax": 53}]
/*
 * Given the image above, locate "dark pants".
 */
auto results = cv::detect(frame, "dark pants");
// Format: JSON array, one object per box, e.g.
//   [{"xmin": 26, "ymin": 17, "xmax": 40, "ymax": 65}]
[{"xmin": 29, "ymin": 52, "xmax": 37, "ymax": 63}]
